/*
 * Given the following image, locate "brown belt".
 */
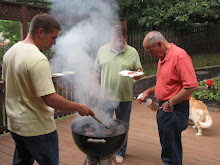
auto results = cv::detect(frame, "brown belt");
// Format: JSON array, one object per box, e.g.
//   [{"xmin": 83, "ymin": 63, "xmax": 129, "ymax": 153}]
[{"xmin": 159, "ymin": 100, "xmax": 189, "ymax": 107}]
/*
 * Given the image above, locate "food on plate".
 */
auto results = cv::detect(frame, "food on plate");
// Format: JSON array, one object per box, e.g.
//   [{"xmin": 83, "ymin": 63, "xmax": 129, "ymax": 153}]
[
  {"xmin": 127, "ymin": 71, "xmax": 139, "ymax": 75},
  {"xmin": 52, "ymin": 73, "xmax": 65, "ymax": 76},
  {"xmin": 118, "ymin": 70, "xmax": 144, "ymax": 77}
]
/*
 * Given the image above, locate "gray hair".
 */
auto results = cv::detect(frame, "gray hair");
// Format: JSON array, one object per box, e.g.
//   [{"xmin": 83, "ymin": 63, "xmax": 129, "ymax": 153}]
[{"xmin": 146, "ymin": 31, "xmax": 166, "ymax": 46}]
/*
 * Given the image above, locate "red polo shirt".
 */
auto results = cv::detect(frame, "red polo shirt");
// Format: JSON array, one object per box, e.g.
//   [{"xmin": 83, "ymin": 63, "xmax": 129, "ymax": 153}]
[{"xmin": 155, "ymin": 44, "xmax": 198, "ymax": 101}]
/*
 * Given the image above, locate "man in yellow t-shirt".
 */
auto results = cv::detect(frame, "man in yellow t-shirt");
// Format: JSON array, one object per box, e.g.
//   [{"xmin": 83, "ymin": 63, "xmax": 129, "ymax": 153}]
[{"xmin": 2, "ymin": 13, "xmax": 95, "ymax": 165}]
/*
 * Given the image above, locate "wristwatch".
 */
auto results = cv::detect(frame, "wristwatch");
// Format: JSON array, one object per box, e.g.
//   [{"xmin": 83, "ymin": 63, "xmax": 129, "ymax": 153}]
[{"xmin": 168, "ymin": 100, "xmax": 173, "ymax": 107}]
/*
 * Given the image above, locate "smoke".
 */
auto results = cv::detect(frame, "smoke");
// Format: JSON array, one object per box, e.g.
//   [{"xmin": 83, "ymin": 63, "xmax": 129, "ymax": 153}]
[{"xmin": 50, "ymin": 0, "xmax": 120, "ymax": 121}]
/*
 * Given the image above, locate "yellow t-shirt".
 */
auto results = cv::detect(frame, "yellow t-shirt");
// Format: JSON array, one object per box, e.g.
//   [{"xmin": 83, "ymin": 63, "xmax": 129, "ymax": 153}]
[{"xmin": 2, "ymin": 42, "xmax": 56, "ymax": 136}]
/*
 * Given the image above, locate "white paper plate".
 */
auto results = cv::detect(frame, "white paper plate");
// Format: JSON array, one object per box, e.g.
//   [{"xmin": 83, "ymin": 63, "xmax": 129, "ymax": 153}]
[
  {"xmin": 62, "ymin": 71, "xmax": 75, "ymax": 74},
  {"xmin": 52, "ymin": 73, "xmax": 65, "ymax": 76},
  {"xmin": 118, "ymin": 70, "xmax": 144, "ymax": 77}
]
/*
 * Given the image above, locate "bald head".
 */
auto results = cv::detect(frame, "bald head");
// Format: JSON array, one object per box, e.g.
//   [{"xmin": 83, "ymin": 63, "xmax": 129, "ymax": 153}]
[
  {"xmin": 143, "ymin": 31, "xmax": 171, "ymax": 59},
  {"xmin": 143, "ymin": 31, "xmax": 166, "ymax": 48}
]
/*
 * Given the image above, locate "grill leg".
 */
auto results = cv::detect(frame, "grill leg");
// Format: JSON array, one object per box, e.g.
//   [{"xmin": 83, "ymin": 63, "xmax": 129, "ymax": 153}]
[
  {"xmin": 84, "ymin": 156, "xmax": 100, "ymax": 165},
  {"xmin": 112, "ymin": 155, "xmax": 118, "ymax": 165},
  {"xmin": 84, "ymin": 157, "xmax": 87, "ymax": 165}
]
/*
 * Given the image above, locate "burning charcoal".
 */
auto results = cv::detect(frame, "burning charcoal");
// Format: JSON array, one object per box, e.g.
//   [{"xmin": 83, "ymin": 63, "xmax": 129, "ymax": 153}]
[
  {"xmin": 85, "ymin": 127, "xmax": 94, "ymax": 132},
  {"xmin": 103, "ymin": 131, "xmax": 113, "ymax": 136},
  {"xmin": 85, "ymin": 132, "xmax": 95, "ymax": 136},
  {"xmin": 75, "ymin": 128, "xmax": 81, "ymax": 132}
]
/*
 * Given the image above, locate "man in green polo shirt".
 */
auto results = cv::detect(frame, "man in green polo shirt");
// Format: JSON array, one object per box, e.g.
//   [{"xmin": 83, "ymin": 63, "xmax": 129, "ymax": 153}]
[{"xmin": 92, "ymin": 25, "xmax": 143, "ymax": 164}]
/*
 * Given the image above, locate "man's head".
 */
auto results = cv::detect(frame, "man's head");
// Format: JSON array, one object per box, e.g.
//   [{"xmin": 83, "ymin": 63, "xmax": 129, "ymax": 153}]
[
  {"xmin": 110, "ymin": 25, "xmax": 126, "ymax": 52},
  {"xmin": 143, "ymin": 31, "xmax": 170, "ymax": 59},
  {"xmin": 29, "ymin": 13, "xmax": 61, "ymax": 50}
]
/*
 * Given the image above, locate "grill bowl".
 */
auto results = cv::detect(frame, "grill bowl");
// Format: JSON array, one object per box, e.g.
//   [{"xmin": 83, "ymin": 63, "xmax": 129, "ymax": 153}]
[{"xmin": 71, "ymin": 119, "xmax": 128, "ymax": 158}]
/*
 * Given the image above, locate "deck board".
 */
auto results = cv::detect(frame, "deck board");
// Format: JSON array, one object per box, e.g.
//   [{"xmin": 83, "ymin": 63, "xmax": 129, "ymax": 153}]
[{"xmin": 0, "ymin": 101, "xmax": 219, "ymax": 165}]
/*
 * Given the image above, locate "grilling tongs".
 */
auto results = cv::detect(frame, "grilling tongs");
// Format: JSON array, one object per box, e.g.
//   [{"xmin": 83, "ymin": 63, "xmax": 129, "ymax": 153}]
[{"xmin": 90, "ymin": 115, "xmax": 111, "ymax": 130}]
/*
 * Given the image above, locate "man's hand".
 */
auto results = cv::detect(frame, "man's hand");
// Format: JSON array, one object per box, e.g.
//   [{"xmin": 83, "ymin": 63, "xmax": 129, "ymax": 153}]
[
  {"xmin": 137, "ymin": 91, "xmax": 150, "ymax": 103},
  {"xmin": 78, "ymin": 104, "xmax": 95, "ymax": 117},
  {"xmin": 160, "ymin": 101, "xmax": 174, "ymax": 112},
  {"xmin": 137, "ymin": 86, "xmax": 156, "ymax": 104},
  {"xmin": 133, "ymin": 69, "xmax": 143, "ymax": 80}
]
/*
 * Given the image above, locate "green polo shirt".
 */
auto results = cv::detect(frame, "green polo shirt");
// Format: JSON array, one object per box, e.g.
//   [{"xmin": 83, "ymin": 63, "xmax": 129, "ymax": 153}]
[{"xmin": 94, "ymin": 43, "xmax": 142, "ymax": 102}]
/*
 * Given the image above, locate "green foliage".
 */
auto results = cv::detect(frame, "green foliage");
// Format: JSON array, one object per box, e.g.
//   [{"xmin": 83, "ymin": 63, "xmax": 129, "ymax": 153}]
[
  {"xmin": 192, "ymin": 90, "xmax": 220, "ymax": 102},
  {"xmin": 0, "ymin": 44, "xmax": 13, "ymax": 64},
  {"xmin": 118, "ymin": 0, "xmax": 220, "ymax": 34},
  {"xmin": 0, "ymin": 20, "xmax": 20, "ymax": 45},
  {"xmin": 0, "ymin": 19, "xmax": 26, "ymax": 62}
]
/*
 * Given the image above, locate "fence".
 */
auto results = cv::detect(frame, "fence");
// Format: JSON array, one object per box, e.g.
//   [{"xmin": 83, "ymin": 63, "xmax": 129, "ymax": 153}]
[
  {"xmin": 0, "ymin": 75, "xmax": 76, "ymax": 135},
  {"xmin": 1, "ymin": 24, "xmax": 220, "ymax": 67},
  {"xmin": 127, "ymin": 24, "xmax": 220, "ymax": 64}
]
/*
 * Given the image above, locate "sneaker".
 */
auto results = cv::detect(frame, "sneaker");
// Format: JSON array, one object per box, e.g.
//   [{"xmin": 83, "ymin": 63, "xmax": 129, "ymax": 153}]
[{"xmin": 116, "ymin": 155, "xmax": 124, "ymax": 164}]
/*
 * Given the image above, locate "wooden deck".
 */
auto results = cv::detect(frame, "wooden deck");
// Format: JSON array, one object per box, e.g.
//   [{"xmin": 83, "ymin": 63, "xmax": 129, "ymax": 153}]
[{"xmin": 0, "ymin": 101, "xmax": 220, "ymax": 165}]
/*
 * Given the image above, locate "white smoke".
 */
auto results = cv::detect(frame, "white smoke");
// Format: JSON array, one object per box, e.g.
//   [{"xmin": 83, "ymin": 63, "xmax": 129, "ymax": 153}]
[{"xmin": 49, "ymin": 0, "xmax": 120, "ymax": 119}]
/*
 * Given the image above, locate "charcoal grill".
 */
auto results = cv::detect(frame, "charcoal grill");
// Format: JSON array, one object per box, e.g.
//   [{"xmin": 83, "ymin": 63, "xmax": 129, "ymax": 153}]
[{"xmin": 71, "ymin": 119, "xmax": 129, "ymax": 165}]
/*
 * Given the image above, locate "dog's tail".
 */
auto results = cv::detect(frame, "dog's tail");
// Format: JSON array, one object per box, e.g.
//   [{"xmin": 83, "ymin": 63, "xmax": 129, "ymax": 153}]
[{"xmin": 199, "ymin": 114, "xmax": 212, "ymax": 128}]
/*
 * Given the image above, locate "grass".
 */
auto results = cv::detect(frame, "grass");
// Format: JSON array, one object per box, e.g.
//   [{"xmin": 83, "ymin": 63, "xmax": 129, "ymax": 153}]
[
  {"xmin": 191, "ymin": 51, "xmax": 220, "ymax": 68},
  {"xmin": 142, "ymin": 51, "xmax": 220, "ymax": 76},
  {"xmin": 142, "ymin": 63, "xmax": 158, "ymax": 76}
]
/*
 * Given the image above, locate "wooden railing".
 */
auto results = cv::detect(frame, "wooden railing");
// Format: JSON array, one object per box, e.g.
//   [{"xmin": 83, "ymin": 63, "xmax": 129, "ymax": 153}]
[
  {"xmin": 53, "ymin": 75, "xmax": 77, "ymax": 118},
  {"xmin": 0, "ymin": 81, "xmax": 6, "ymax": 134},
  {"xmin": 0, "ymin": 75, "xmax": 76, "ymax": 135}
]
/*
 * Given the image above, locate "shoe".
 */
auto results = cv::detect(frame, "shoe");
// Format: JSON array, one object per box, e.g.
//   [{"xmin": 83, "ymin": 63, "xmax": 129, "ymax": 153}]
[{"xmin": 116, "ymin": 155, "xmax": 124, "ymax": 164}]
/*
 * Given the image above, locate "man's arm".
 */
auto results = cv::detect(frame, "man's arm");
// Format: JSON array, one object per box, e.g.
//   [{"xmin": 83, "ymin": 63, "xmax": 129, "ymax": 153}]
[
  {"xmin": 143, "ymin": 86, "xmax": 156, "ymax": 97},
  {"xmin": 168, "ymin": 86, "xmax": 198, "ymax": 105},
  {"xmin": 41, "ymin": 93, "xmax": 95, "ymax": 117},
  {"xmin": 92, "ymin": 69, "xmax": 101, "ymax": 84},
  {"xmin": 161, "ymin": 86, "xmax": 197, "ymax": 112}
]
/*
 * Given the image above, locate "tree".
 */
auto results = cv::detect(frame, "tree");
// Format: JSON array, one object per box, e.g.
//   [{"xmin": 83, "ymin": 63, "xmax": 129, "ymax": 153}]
[
  {"xmin": 0, "ymin": 0, "xmax": 53, "ymax": 45},
  {"xmin": 0, "ymin": 20, "xmax": 20, "ymax": 45},
  {"xmin": 9, "ymin": 0, "xmax": 53, "ymax": 7},
  {"xmin": 118, "ymin": 0, "xmax": 220, "ymax": 34},
  {"xmin": 0, "ymin": 0, "xmax": 54, "ymax": 61},
  {"xmin": 1, "ymin": 0, "xmax": 219, "ymax": 41}
]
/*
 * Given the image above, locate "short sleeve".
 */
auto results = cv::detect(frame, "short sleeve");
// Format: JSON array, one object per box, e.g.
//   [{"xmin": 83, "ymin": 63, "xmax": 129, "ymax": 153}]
[
  {"xmin": 31, "ymin": 59, "xmax": 55, "ymax": 97},
  {"xmin": 176, "ymin": 55, "xmax": 198, "ymax": 88},
  {"xmin": 94, "ymin": 52, "xmax": 101, "ymax": 73},
  {"xmin": 133, "ymin": 51, "xmax": 143, "ymax": 71}
]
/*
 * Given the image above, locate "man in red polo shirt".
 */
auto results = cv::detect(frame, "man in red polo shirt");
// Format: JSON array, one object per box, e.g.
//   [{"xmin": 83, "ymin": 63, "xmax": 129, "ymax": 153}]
[{"xmin": 139, "ymin": 31, "xmax": 198, "ymax": 165}]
